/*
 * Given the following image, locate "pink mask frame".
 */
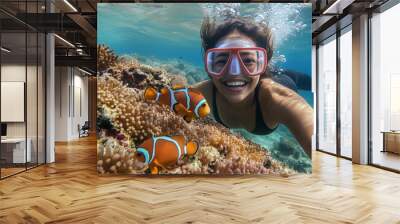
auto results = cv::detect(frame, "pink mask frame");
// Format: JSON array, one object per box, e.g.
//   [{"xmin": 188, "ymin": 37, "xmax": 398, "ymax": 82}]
[{"xmin": 204, "ymin": 47, "xmax": 268, "ymax": 77}]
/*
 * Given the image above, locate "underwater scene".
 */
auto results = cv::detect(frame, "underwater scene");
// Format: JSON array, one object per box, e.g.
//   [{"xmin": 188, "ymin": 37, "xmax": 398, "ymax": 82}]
[{"xmin": 97, "ymin": 3, "xmax": 313, "ymax": 175}]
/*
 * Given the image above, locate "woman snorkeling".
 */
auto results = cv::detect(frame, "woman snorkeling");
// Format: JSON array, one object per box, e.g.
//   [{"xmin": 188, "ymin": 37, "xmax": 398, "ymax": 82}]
[{"xmin": 193, "ymin": 17, "xmax": 313, "ymax": 157}]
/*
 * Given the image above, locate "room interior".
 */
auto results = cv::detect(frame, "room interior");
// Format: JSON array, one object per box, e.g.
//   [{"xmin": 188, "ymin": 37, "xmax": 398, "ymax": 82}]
[
  {"xmin": 0, "ymin": 0, "xmax": 400, "ymax": 222},
  {"xmin": 1, "ymin": 29, "xmax": 46, "ymax": 177}
]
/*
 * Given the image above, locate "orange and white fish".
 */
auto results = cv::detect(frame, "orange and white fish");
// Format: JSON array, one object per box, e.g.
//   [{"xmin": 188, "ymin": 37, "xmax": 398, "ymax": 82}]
[
  {"xmin": 135, "ymin": 135, "xmax": 199, "ymax": 174},
  {"xmin": 144, "ymin": 85, "xmax": 210, "ymax": 122}
]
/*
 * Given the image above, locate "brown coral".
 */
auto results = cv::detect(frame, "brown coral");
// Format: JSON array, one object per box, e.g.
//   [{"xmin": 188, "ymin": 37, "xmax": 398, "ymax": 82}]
[
  {"xmin": 97, "ymin": 137, "xmax": 146, "ymax": 174},
  {"xmin": 99, "ymin": 54, "xmax": 186, "ymax": 90},
  {"xmin": 97, "ymin": 45, "xmax": 119, "ymax": 72}
]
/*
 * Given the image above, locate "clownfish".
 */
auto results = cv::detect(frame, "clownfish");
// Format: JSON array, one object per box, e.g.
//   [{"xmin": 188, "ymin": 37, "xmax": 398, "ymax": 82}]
[
  {"xmin": 135, "ymin": 135, "xmax": 199, "ymax": 174},
  {"xmin": 144, "ymin": 85, "xmax": 210, "ymax": 122}
]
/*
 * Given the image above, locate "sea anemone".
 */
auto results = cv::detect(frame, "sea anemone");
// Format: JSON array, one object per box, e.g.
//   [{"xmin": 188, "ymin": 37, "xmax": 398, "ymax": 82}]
[{"xmin": 97, "ymin": 137, "xmax": 145, "ymax": 175}]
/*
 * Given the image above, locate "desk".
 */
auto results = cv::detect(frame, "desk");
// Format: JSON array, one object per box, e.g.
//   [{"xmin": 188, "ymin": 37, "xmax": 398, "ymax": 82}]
[
  {"xmin": 382, "ymin": 131, "xmax": 400, "ymax": 154},
  {"xmin": 1, "ymin": 138, "xmax": 31, "ymax": 163}
]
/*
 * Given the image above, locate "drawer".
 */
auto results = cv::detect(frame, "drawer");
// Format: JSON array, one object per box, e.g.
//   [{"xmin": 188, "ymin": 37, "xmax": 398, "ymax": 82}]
[{"xmin": 384, "ymin": 133, "xmax": 400, "ymax": 154}]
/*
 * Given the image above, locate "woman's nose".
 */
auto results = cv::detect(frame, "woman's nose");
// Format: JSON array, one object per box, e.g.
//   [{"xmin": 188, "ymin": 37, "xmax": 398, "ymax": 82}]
[{"xmin": 228, "ymin": 55, "xmax": 241, "ymax": 75}]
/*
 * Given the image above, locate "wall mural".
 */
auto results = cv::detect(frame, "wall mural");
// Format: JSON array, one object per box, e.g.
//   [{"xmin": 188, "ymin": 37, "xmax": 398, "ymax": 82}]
[{"xmin": 97, "ymin": 3, "xmax": 313, "ymax": 175}]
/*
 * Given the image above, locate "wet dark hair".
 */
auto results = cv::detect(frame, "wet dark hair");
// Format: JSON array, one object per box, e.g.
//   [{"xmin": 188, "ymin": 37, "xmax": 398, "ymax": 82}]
[{"xmin": 200, "ymin": 16, "xmax": 274, "ymax": 65}]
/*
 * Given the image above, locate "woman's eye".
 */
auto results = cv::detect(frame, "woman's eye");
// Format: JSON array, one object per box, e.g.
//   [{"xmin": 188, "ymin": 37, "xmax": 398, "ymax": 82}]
[
  {"xmin": 215, "ymin": 59, "xmax": 227, "ymax": 66},
  {"xmin": 243, "ymin": 58, "xmax": 256, "ymax": 64},
  {"xmin": 215, "ymin": 58, "xmax": 227, "ymax": 64}
]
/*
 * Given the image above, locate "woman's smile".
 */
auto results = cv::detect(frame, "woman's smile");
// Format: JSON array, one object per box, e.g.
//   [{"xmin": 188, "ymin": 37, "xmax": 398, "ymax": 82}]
[{"xmin": 220, "ymin": 78, "xmax": 250, "ymax": 93}]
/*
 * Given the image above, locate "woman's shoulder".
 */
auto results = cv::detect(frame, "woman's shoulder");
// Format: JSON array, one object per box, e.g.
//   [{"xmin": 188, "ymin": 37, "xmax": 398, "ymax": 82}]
[
  {"xmin": 191, "ymin": 80, "xmax": 213, "ymax": 102},
  {"xmin": 191, "ymin": 79, "xmax": 212, "ymax": 89}
]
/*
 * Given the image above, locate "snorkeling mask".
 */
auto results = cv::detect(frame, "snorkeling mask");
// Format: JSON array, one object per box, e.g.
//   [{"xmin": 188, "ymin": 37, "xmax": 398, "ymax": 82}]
[{"xmin": 205, "ymin": 39, "xmax": 267, "ymax": 77}]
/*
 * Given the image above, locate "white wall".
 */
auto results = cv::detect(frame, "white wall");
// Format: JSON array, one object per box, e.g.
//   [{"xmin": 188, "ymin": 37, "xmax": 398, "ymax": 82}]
[
  {"xmin": 1, "ymin": 64, "xmax": 26, "ymax": 139},
  {"xmin": 55, "ymin": 66, "xmax": 69, "ymax": 141},
  {"xmin": 72, "ymin": 73, "xmax": 89, "ymax": 138},
  {"xmin": 1, "ymin": 65, "xmax": 42, "ymax": 137},
  {"xmin": 1, "ymin": 63, "xmax": 46, "ymax": 164},
  {"xmin": 54, "ymin": 67, "xmax": 89, "ymax": 141}
]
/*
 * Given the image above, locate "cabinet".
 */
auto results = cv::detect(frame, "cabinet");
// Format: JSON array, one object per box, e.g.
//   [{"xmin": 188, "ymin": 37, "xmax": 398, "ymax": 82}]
[
  {"xmin": 382, "ymin": 132, "xmax": 400, "ymax": 154},
  {"xmin": 0, "ymin": 138, "xmax": 32, "ymax": 164}
]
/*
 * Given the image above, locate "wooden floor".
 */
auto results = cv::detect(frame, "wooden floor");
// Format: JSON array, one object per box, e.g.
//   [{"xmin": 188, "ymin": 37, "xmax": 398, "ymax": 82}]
[
  {"xmin": 1, "ymin": 136, "xmax": 400, "ymax": 224},
  {"xmin": 0, "ymin": 167, "xmax": 26, "ymax": 178},
  {"xmin": 1, "ymin": 163, "xmax": 44, "ymax": 178}
]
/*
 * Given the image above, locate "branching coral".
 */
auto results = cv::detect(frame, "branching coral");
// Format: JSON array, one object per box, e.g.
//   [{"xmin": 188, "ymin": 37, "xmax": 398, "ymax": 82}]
[{"xmin": 98, "ymin": 45, "xmax": 119, "ymax": 72}]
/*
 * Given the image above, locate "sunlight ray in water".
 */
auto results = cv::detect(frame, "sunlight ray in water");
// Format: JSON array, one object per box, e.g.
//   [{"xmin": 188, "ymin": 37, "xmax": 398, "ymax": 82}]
[{"xmin": 200, "ymin": 3, "xmax": 309, "ymax": 47}]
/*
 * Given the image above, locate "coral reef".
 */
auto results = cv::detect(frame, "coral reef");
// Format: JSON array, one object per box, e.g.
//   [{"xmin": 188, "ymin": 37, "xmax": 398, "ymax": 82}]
[
  {"xmin": 98, "ymin": 45, "xmax": 119, "ymax": 72},
  {"xmin": 100, "ymin": 58, "xmax": 188, "ymax": 90},
  {"xmin": 97, "ymin": 45, "xmax": 294, "ymax": 176},
  {"xmin": 97, "ymin": 137, "xmax": 146, "ymax": 174},
  {"xmin": 236, "ymin": 127, "xmax": 312, "ymax": 174},
  {"xmin": 126, "ymin": 54, "xmax": 207, "ymax": 85},
  {"xmin": 270, "ymin": 136, "xmax": 312, "ymax": 173}
]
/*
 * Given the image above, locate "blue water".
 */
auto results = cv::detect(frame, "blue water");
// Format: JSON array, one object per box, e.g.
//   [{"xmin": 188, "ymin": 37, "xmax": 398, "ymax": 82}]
[
  {"xmin": 98, "ymin": 3, "xmax": 312, "ymax": 75},
  {"xmin": 98, "ymin": 3, "xmax": 313, "ymax": 173}
]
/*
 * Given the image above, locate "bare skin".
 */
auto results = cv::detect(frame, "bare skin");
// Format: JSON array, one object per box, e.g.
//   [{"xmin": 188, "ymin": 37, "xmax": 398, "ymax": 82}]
[{"xmin": 193, "ymin": 30, "xmax": 313, "ymax": 157}]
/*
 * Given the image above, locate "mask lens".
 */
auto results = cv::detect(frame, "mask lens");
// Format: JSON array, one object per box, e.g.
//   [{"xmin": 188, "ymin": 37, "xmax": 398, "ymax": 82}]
[
  {"xmin": 239, "ymin": 49, "xmax": 266, "ymax": 75},
  {"xmin": 206, "ymin": 50, "xmax": 231, "ymax": 75}
]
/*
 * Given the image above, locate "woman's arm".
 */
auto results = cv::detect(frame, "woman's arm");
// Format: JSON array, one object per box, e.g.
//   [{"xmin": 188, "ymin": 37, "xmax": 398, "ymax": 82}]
[{"xmin": 258, "ymin": 78, "xmax": 314, "ymax": 157}]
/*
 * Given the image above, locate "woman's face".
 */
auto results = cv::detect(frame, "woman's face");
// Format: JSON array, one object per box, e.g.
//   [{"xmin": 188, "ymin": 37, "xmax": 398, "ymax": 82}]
[{"xmin": 211, "ymin": 30, "xmax": 261, "ymax": 104}]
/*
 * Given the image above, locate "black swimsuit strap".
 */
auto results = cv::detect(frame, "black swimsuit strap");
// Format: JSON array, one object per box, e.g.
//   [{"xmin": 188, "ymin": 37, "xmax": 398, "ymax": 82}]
[
  {"xmin": 212, "ymin": 84, "xmax": 223, "ymax": 124},
  {"xmin": 212, "ymin": 83, "xmax": 276, "ymax": 135}
]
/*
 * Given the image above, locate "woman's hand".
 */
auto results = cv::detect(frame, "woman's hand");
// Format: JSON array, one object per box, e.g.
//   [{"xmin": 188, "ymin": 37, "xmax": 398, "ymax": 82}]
[{"xmin": 258, "ymin": 78, "xmax": 314, "ymax": 157}]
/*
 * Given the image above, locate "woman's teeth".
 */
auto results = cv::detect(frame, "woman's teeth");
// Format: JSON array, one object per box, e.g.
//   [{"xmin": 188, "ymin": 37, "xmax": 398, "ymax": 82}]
[{"xmin": 224, "ymin": 81, "xmax": 247, "ymax": 87}]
